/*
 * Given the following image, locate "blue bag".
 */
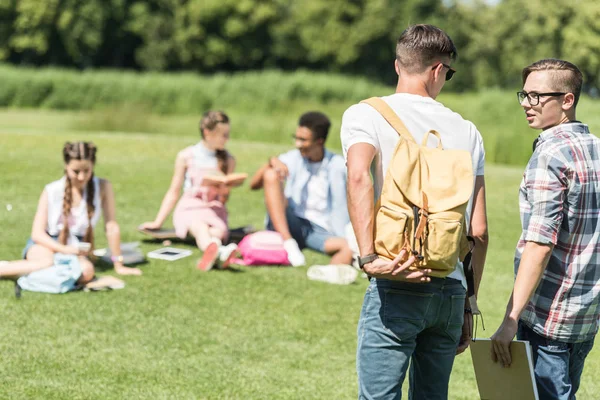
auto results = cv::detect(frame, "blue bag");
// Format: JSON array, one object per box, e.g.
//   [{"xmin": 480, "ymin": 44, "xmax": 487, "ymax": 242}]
[{"xmin": 17, "ymin": 254, "xmax": 82, "ymax": 294}]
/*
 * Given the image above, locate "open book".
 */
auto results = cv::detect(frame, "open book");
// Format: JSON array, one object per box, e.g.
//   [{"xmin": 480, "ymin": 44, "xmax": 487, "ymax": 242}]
[
  {"xmin": 470, "ymin": 338, "xmax": 539, "ymax": 400},
  {"xmin": 201, "ymin": 172, "xmax": 247, "ymax": 187}
]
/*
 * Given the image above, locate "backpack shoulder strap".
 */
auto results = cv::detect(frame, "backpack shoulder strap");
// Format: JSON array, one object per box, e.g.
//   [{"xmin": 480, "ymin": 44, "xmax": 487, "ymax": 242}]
[{"xmin": 360, "ymin": 97, "xmax": 416, "ymax": 144}]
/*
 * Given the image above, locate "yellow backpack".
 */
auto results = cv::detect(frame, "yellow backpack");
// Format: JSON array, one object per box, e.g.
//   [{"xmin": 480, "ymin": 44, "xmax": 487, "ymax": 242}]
[{"xmin": 362, "ymin": 97, "xmax": 474, "ymax": 278}]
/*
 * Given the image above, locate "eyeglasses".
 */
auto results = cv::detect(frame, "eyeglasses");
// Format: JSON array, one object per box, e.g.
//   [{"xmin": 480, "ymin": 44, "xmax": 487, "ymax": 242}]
[
  {"xmin": 516, "ymin": 91, "xmax": 565, "ymax": 106},
  {"xmin": 291, "ymin": 134, "xmax": 311, "ymax": 143},
  {"xmin": 432, "ymin": 63, "xmax": 456, "ymax": 81}
]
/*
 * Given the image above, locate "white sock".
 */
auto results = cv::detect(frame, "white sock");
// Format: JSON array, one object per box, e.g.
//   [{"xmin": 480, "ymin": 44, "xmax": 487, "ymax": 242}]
[
  {"xmin": 219, "ymin": 243, "xmax": 238, "ymax": 262},
  {"xmin": 283, "ymin": 238, "xmax": 305, "ymax": 267}
]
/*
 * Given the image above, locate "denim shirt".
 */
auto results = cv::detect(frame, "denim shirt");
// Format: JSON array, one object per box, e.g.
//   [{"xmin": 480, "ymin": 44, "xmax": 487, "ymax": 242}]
[{"xmin": 278, "ymin": 149, "xmax": 349, "ymax": 237}]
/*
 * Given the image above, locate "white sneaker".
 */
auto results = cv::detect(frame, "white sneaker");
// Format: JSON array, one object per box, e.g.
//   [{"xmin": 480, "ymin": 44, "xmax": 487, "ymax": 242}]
[
  {"xmin": 307, "ymin": 264, "xmax": 358, "ymax": 285},
  {"xmin": 218, "ymin": 243, "xmax": 238, "ymax": 268},
  {"xmin": 283, "ymin": 239, "xmax": 305, "ymax": 267}
]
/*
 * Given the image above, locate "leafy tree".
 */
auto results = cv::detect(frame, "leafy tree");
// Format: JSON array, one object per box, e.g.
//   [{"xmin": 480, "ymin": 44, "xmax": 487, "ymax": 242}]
[{"xmin": 562, "ymin": 0, "xmax": 600, "ymax": 91}]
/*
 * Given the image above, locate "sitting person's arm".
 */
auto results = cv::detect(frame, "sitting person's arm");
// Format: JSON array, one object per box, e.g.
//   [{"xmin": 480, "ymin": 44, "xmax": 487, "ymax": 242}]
[
  {"xmin": 249, "ymin": 156, "xmax": 288, "ymax": 190},
  {"xmin": 101, "ymin": 179, "xmax": 142, "ymax": 276},
  {"xmin": 140, "ymin": 152, "xmax": 186, "ymax": 230},
  {"xmin": 31, "ymin": 189, "xmax": 82, "ymax": 255}
]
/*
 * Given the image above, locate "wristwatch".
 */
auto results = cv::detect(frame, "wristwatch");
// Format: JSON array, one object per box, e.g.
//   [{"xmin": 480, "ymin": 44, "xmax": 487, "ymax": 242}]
[{"xmin": 358, "ymin": 253, "xmax": 378, "ymax": 269}]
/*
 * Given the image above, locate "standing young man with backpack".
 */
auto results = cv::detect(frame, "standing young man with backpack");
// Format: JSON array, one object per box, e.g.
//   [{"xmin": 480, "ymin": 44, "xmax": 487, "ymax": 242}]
[
  {"xmin": 341, "ymin": 25, "xmax": 488, "ymax": 399},
  {"xmin": 491, "ymin": 59, "xmax": 600, "ymax": 399}
]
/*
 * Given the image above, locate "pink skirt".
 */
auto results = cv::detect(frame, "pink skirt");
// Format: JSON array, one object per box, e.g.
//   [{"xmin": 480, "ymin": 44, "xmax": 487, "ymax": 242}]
[{"xmin": 173, "ymin": 194, "xmax": 228, "ymax": 240}]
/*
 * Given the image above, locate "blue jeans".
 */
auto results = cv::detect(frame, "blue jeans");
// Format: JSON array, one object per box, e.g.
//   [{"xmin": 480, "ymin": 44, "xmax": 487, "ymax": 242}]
[
  {"xmin": 517, "ymin": 322, "xmax": 595, "ymax": 400},
  {"xmin": 357, "ymin": 277, "xmax": 466, "ymax": 400}
]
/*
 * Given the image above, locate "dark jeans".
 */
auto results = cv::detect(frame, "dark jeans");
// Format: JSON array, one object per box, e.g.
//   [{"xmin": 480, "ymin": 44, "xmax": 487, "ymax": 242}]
[
  {"xmin": 517, "ymin": 322, "xmax": 595, "ymax": 400},
  {"xmin": 357, "ymin": 277, "xmax": 466, "ymax": 400}
]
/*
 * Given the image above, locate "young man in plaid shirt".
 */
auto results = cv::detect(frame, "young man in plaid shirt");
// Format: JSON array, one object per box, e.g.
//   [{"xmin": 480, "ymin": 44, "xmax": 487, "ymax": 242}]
[{"xmin": 491, "ymin": 59, "xmax": 600, "ymax": 399}]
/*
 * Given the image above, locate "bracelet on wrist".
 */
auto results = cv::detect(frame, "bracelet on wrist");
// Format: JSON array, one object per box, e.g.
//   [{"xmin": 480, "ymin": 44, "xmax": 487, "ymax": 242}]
[
  {"xmin": 111, "ymin": 255, "xmax": 124, "ymax": 263},
  {"xmin": 464, "ymin": 308, "xmax": 473, "ymax": 314}
]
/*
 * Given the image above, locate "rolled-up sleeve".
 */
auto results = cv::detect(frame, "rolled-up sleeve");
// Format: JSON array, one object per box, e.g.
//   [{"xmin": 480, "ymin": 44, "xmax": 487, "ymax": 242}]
[
  {"xmin": 341, "ymin": 103, "xmax": 380, "ymax": 162},
  {"xmin": 523, "ymin": 151, "xmax": 566, "ymax": 245}
]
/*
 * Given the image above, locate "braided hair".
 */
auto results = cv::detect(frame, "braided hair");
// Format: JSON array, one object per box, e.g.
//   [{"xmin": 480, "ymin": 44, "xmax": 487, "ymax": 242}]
[
  {"xmin": 199, "ymin": 110, "xmax": 230, "ymax": 174},
  {"xmin": 58, "ymin": 142, "xmax": 97, "ymax": 248}
]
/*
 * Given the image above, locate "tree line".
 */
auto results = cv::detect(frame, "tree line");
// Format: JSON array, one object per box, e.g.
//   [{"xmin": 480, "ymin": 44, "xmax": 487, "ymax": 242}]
[{"xmin": 1, "ymin": 0, "xmax": 598, "ymax": 91}]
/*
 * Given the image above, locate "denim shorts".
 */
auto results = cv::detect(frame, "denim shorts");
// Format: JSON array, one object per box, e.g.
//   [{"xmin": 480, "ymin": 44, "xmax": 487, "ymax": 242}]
[
  {"xmin": 266, "ymin": 206, "xmax": 336, "ymax": 253},
  {"xmin": 21, "ymin": 234, "xmax": 82, "ymax": 259},
  {"xmin": 21, "ymin": 238, "xmax": 38, "ymax": 259}
]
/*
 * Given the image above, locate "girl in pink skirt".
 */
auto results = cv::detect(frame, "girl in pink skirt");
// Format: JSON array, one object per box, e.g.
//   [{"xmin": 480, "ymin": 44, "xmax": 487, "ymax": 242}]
[{"xmin": 140, "ymin": 111, "xmax": 238, "ymax": 271}]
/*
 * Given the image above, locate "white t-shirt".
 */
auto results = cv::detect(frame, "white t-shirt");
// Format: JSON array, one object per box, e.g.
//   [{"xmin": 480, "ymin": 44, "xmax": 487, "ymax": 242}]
[
  {"xmin": 45, "ymin": 176, "xmax": 102, "ymax": 245},
  {"xmin": 293, "ymin": 161, "xmax": 331, "ymax": 231},
  {"xmin": 341, "ymin": 93, "xmax": 485, "ymax": 286}
]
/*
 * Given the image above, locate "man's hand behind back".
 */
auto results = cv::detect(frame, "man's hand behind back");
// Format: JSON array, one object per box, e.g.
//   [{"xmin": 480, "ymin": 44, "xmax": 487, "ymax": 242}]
[{"xmin": 363, "ymin": 249, "xmax": 431, "ymax": 282}]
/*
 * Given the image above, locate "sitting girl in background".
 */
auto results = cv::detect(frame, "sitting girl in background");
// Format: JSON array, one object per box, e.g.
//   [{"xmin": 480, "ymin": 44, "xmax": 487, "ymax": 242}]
[
  {"xmin": 140, "ymin": 111, "xmax": 239, "ymax": 271},
  {"xmin": 0, "ymin": 141, "xmax": 142, "ymax": 282}
]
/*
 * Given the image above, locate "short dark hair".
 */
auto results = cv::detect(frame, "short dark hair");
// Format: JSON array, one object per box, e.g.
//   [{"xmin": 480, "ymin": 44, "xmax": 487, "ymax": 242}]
[
  {"xmin": 396, "ymin": 24, "xmax": 457, "ymax": 74},
  {"xmin": 299, "ymin": 111, "xmax": 331, "ymax": 142},
  {"xmin": 522, "ymin": 59, "xmax": 583, "ymax": 107}
]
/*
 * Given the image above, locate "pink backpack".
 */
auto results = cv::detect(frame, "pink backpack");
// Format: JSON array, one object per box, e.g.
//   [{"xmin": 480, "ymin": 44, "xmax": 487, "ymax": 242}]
[{"xmin": 231, "ymin": 231, "xmax": 290, "ymax": 266}]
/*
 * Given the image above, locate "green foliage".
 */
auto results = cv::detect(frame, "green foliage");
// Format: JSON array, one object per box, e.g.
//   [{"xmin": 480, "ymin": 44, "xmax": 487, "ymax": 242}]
[
  {"xmin": 2, "ymin": 64, "xmax": 600, "ymax": 166},
  {"xmin": 0, "ymin": 63, "xmax": 391, "ymax": 113},
  {"xmin": 444, "ymin": 0, "xmax": 600, "ymax": 91},
  {"xmin": 1, "ymin": 0, "xmax": 600, "ymax": 90}
]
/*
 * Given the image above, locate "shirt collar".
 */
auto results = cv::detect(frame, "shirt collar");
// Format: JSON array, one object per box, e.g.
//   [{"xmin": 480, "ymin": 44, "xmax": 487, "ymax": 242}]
[{"xmin": 532, "ymin": 121, "xmax": 588, "ymax": 151}]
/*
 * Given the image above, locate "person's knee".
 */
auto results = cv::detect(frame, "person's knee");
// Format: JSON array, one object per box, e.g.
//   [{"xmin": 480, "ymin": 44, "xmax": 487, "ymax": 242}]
[
  {"xmin": 210, "ymin": 226, "xmax": 228, "ymax": 241},
  {"xmin": 340, "ymin": 241, "xmax": 352, "ymax": 253},
  {"xmin": 324, "ymin": 237, "xmax": 348, "ymax": 253},
  {"xmin": 37, "ymin": 257, "xmax": 54, "ymax": 269},
  {"xmin": 78, "ymin": 258, "xmax": 95, "ymax": 284},
  {"xmin": 263, "ymin": 167, "xmax": 279, "ymax": 185},
  {"xmin": 26, "ymin": 246, "xmax": 55, "ymax": 267},
  {"xmin": 188, "ymin": 221, "xmax": 208, "ymax": 237}
]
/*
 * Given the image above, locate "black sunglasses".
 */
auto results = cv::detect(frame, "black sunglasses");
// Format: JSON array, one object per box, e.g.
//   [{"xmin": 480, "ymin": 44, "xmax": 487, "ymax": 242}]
[
  {"xmin": 432, "ymin": 63, "xmax": 456, "ymax": 81},
  {"xmin": 516, "ymin": 91, "xmax": 566, "ymax": 106}
]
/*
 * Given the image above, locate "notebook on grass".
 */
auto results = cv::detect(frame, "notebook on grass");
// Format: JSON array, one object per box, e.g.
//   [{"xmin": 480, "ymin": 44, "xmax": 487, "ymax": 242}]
[
  {"xmin": 147, "ymin": 247, "xmax": 192, "ymax": 261},
  {"xmin": 93, "ymin": 242, "xmax": 146, "ymax": 265},
  {"xmin": 470, "ymin": 338, "xmax": 539, "ymax": 400}
]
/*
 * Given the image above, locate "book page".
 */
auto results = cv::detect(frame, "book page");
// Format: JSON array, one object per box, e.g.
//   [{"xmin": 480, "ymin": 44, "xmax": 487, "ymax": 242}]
[{"xmin": 202, "ymin": 172, "xmax": 247, "ymax": 187}]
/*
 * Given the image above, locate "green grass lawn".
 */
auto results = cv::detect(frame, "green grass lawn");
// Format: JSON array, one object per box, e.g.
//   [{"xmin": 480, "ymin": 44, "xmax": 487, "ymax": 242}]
[{"xmin": 0, "ymin": 109, "xmax": 598, "ymax": 399}]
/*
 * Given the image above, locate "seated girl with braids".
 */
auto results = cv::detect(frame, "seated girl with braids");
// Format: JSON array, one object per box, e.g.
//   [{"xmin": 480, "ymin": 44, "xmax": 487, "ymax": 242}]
[
  {"xmin": 0, "ymin": 141, "xmax": 142, "ymax": 282},
  {"xmin": 139, "ymin": 111, "xmax": 241, "ymax": 271}
]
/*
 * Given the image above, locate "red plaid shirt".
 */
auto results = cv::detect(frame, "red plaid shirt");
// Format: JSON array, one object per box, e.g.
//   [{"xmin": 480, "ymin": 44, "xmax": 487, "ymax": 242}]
[{"xmin": 516, "ymin": 123, "xmax": 600, "ymax": 343}]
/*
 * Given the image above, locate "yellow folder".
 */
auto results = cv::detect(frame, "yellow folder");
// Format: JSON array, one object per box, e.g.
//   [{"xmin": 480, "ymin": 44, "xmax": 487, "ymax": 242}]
[{"xmin": 470, "ymin": 339, "xmax": 539, "ymax": 400}]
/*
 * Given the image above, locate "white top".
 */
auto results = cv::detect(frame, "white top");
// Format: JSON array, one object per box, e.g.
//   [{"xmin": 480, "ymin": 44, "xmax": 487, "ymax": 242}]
[
  {"xmin": 293, "ymin": 161, "xmax": 331, "ymax": 231},
  {"xmin": 45, "ymin": 176, "xmax": 102, "ymax": 244},
  {"xmin": 182, "ymin": 142, "xmax": 220, "ymax": 190},
  {"xmin": 341, "ymin": 93, "xmax": 486, "ymax": 286}
]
